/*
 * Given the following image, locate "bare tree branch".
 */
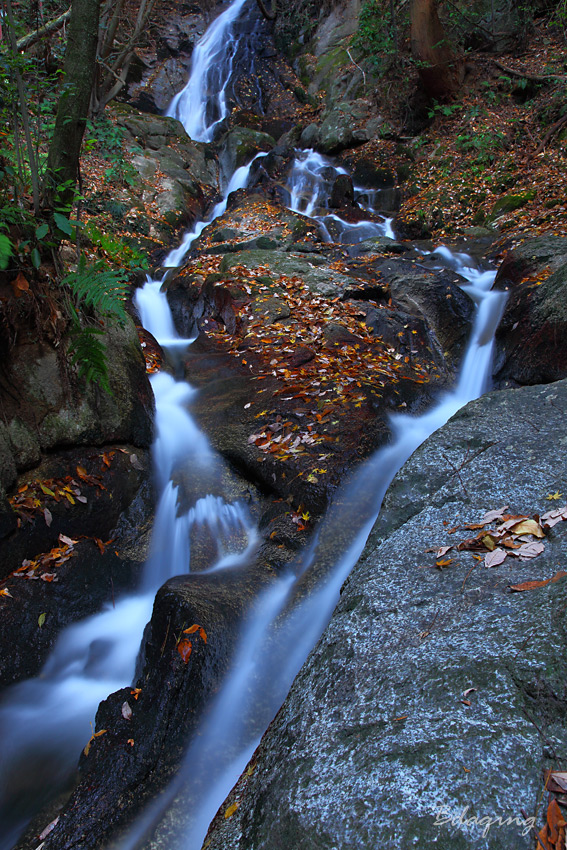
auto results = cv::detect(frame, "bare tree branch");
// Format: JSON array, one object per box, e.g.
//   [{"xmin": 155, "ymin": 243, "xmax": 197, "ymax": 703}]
[{"xmin": 15, "ymin": 7, "xmax": 71, "ymax": 52}]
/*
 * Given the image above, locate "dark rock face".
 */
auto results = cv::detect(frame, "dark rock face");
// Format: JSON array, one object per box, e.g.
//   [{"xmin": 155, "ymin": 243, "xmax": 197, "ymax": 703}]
[
  {"xmin": 34, "ymin": 560, "xmax": 277, "ymax": 850},
  {"xmin": 203, "ymin": 378, "xmax": 567, "ymax": 850},
  {"xmin": 493, "ymin": 235, "xmax": 567, "ymax": 386}
]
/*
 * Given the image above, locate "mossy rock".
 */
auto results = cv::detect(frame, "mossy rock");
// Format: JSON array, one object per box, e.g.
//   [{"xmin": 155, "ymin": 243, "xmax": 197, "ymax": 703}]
[{"xmin": 490, "ymin": 191, "xmax": 535, "ymax": 218}]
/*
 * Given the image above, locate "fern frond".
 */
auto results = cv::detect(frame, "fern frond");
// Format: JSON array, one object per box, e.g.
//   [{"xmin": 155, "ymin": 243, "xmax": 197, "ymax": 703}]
[
  {"xmin": 62, "ymin": 256, "xmax": 129, "ymax": 324},
  {"xmin": 68, "ymin": 325, "xmax": 111, "ymax": 393}
]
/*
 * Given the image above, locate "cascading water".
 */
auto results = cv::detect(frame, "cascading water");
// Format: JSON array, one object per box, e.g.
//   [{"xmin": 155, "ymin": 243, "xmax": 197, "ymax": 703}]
[
  {"xmin": 286, "ymin": 148, "xmax": 395, "ymax": 243},
  {"xmin": 167, "ymin": 0, "xmax": 250, "ymax": 142},
  {"xmin": 0, "ymin": 1, "xmax": 509, "ymax": 847},
  {"xmin": 114, "ymin": 244, "xmax": 507, "ymax": 850}
]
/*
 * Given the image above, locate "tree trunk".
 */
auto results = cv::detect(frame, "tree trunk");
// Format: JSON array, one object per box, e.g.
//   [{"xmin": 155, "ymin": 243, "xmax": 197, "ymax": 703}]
[
  {"xmin": 43, "ymin": 0, "xmax": 101, "ymax": 211},
  {"xmin": 410, "ymin": 0, "xmax": 464, "ymax": 100},
  {"xmin": 256, "ymin": 0, "xmax": 277, "ymax": 21}
]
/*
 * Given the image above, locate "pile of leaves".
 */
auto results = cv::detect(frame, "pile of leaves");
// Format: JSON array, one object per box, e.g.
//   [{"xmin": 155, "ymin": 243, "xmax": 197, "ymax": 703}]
[
  {"xmin": 428, "ymin": 500, "xmax": 567, "ymax": 591},
  {"xmin": 8, "ymin": 462, "xmax": 109, "ymax": 527}
]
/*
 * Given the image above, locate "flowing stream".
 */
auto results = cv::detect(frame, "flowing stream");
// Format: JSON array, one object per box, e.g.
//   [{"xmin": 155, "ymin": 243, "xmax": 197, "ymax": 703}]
[{"xmin": 0, "ymin": 1, "xmax": 508, "ymax": 848}]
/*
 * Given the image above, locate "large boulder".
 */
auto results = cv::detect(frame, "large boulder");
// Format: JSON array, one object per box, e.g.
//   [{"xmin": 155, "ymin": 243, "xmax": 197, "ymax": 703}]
[
  {"xmin": 204, "ymin": 378, "xmax": 567, "ymax": 850},
  {"xmin": 493, "ymin": 235, "xmax": 567, "ymax": 387}
]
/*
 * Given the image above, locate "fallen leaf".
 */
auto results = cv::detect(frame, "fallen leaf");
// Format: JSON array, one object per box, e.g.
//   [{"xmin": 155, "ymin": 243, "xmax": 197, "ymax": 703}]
[
  {"xmin": 177, "ymin": 639, "xmax": 193, "ymax": 663},
  {"xmin": 0, "ymin": 588, "xmax": 13, "ymax": 598},
  {"xmin": 130, "ymin": 688, "xmax": 142, "ymax": 700},
  {"xmin": 38, "ymin": 612, "xmax": 46, "ymax": 627},
  {"xmin": 121, "ymin": 701, "xmax": 132, "ymax": 720},
  {"xmin": 83, "ymin": 729, "xmax": 107, "ymax": 757},
  {"xmin": 509, "ymin": 570, "xmax": 567, "ymax": 592},
  {"xmin": 545, "ymin": 492, "xmax": 563, "ymax": 500},
  {"xmin": 183, "ymin": 624, "xmax": 207, "ymax": 643},
  {"xmin": 512, "ymin": 541, "xmax": 545, "ymax": 559},
  {"xmin": 40, "ymin": 483, "xmax": 56, "ymax": 497},
  {"xmin": 549, "ymin": 771, "xmax": 567, "ymax": 793},
  {"xmin": 482, "ymin": 534, "xmax": 496, "ymax": 551},
  {"xmin": 44, "ymin": 508, "xmax": 53, "ymax": 527},
  {"xmin": 485, "ymin": 548, "xmax": 507, "ymax": 568},
  {"xmin": 480, "ymin": 506, "xmax": 509, "ymax": 523},
  {"xmin": 59, "ymin": 534, "xmax": 77, "ymax": 547},
  {"xmin": 39, "ymin": 816, "xmax": 60, "ymax": 840},
  {"xmin": 224, "ymin": 802, "xmax": 240, "ymax": 819},
  {"xmin": 436, "ymin": 545, "xmax": 452, "ymax": 558},
  {"xmin": 510, "ymin": 518, "xmax": 545, "ymax": 538},
  {"xmin": 127, "ymin": 738, "xmax": 134, "ymax": 746},
  {"xmin": 463, "ymin": 688, "xmax": 477, "ymax": 698}
]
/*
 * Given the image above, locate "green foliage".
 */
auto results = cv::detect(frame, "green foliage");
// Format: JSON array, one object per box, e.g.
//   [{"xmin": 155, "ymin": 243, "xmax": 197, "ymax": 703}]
[
  {"xmin": 455, "ymin": 128, "xmax": 506, "ymax": 166},
  {"xmin": 428, "ymin": 101, "xmax": 463, "ymax": 119},
  {"xmin": 85, "ymin": 116, "xmax": 139, "ymax": 187},
  {"xmin": 352, "ymin": 0, "xmax": 400, "ymax": 73},
  {"xmin": 0, "ymin": 234, "xmax": 13, "ymax": 270},
  {"xmin": 68, "ymin": 320, "xmax": 111, "ymax": 393},
  {"xmin": 84, "ymin": 222, "xmax": 148, "ymax": 272},
  {"xmin": 61, "ymin": 255, "xmax": 129, "ymax": 324}
]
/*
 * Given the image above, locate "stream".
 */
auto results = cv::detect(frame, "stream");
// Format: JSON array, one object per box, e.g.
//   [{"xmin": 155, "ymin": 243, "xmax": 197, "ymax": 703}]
[{"xmin": 0, "ymin": 1, "xmax": 507, "ymax": 848}]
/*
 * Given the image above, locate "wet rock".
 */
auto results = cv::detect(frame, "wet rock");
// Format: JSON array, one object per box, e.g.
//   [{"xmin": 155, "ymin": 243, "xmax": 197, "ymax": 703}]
[
  {"xmin": 34, "ymin": 559, "xmax": 278, "ymax": 850},
  {"xmin": 204, "ymin": 379, "xmax": 567, "ymax": 850},
  {"xmin": 219, "ymin": 126, "xmax": 276, "ymax": 174},
  {"xmin": 0, "ymin": 445, "xmax": 153, "ymax": 583},
  {"xmin": 114, "ymin": 106, "xmax": 220, "ymax": 237},
  {"xmin": 318, "ymin": 100, "xmax": 382, "ymax": 154},
  {"xmin": 329, "ymin": 173, "xmax": 355, "ymax": 208},
  {"xmin": 493, "ymin": 235, "xmax": 567, "ymax": 386}
]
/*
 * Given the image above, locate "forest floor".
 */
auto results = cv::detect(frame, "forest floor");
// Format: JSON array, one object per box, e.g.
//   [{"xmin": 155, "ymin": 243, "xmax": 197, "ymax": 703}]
[{"xmin": 378, "ymin": 17, "xmax": 567, "ymax": 248}]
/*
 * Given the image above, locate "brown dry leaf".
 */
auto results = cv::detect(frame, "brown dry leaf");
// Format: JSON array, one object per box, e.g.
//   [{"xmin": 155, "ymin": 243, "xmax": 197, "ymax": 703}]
[
  {"xmin": 480, "ymin": 506, "xmax": 509, "ymax": 524},
  {"xmin": 436, "ymin": 545, "xmax": 452, "ymax": 558},
  {"xmin": 510, "ymin": 518, "xmax": 545, "ymax": 538},
  {"xmin": 512, "ymin": 541, "xmax": 545, "ymax": 559},
  {"xmin": 12, "ymin": 272, "xmax": 29, "ymax": 297},
  {"xmin": 0, "ymin": 588, "xmax": 12, "ymax": 598},
  {"xmin": 121, "ymin": 701, "xmax": 132, "ymax": 720},
  {"xmin": 509, "ymin": 570, "xmax": 567, "ymax": 592},
  {"xmin": 485, "ymin": 548, "xmax": 507, "ymax": 568},
  {"xmin": 44, "ymin": 508, "xmax": 53, "ymax": 527},
  {"xmin": 547, "ymin": 799, "xmax": 566, "ymax": 845}
]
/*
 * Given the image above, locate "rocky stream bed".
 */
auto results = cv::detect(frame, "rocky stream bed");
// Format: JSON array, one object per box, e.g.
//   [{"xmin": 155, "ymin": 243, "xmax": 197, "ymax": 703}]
[{"xmin": 1, "ymin": 1, "xmax": 567, "ymax": 849}]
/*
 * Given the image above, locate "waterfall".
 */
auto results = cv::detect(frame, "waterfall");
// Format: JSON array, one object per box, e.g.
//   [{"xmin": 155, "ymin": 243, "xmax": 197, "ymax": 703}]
[
  {"xmin": 167, "ymin": 0, "xmax": 250, "ymax": 142},
  {"xmin": 0, "ymin": 0, "xmax": 509, "ymax": 847},
  {"xmin": 114, "ymin": 244, "xmax": 507, "ymax": 850}
]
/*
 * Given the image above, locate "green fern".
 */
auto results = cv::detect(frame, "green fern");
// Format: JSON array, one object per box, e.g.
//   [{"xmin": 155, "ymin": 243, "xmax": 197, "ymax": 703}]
[
  {"xmin": 68, "ymin": 323, "xmax": 111, "ymax": 394},
  {"xmin": 61, "ymin": 255, "xmax": 129, "ymax": 324}
]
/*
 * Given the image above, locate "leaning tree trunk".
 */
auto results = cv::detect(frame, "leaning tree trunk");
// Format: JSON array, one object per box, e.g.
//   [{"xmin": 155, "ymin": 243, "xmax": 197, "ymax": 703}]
[
  {"xmin": 410, "ymin": 0, "xmax": 463, "ymax": 100},
  {"xmin": 256, "ymin": 0, "xmax": 277, "ymax": 21},
  {"xmin": 43, "ymin": 0, "xmax": 101, "ymax": 211}
]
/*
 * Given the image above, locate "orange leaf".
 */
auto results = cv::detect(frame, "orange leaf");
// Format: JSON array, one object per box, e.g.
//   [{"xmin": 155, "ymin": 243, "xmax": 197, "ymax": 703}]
[
  {"xmin": 510, "ymin": 570, "xmax": 567, "ymax": 592},
  {"xmin": 547, "ymin": 799, "xmax": 566, "ymax": 844},
  {"xmin": 177, "ymin": 639, "xmax": 193, "ymax": 663},
  {"xmin": 183, "ymin": 624, "xmax": 207, "ymax": 643},
  {"xmin": 12, "ymin": 272, "xmax": 29, "ymax": 295}
]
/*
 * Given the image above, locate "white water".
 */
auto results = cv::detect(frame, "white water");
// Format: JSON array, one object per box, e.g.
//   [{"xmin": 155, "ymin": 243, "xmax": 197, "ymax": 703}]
[
  {"xmin": 286, "ymin": 148, "xmax": 395, "ymax": 243},
  {"xmin": 111, "ymin": 240, "xmax": 506, "ymax": 850},
  {"xmin": 167, "ymin": 0, "xmax": 250, "ymax": 142},
  {"xmin": 0, "ymin": 0, "xmax": 508, "ymax": 847}
]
